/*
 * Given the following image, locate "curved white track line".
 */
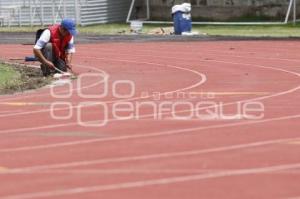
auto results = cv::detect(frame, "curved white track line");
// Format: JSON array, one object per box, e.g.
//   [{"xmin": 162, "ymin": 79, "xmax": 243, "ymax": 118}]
[
  {"xmin": 2, "ymin": 41, "xmax": 299, "ymax": 104},
  {"xmin": 138, "ymin": 41, "xmax": 300, "ymax": 55},
  {"xmin": 0, "ymin": 55, "xmax": 298, "ymax": 136},
  {"xmin": 10, "ymin": 168, "xmax": 300, "ymax": 175},
  {"xmin": 0, "ymin": 43, "xmax": 298, "ymax": 154},
  {"xmin": 0, "ymin": 42, "xmax": 299, "ymax": 198},
  {"xmin": 0, "ymin": 60, "xmax": 207, "ymax": 118},
  {"xmin": 78, "ymin": 44, "xmax": 300, "ymax": 64},
  {"xmin": 6, "ymin": 136, "xmax": 299, "ymax": 172},
  {"xmin": 2, "ymin": 162, "xmax": 300, "ymax": 199},
  {"xmin": 0, "ymin": 114, "xmax": 299, "ymax": 152},
  {"xmin": 0, "ymin": 46, "xmax": 207, "ymax": 102},
  {"xmin": 6, "ymin": 168, "xmax": 225, "ymax": 175},
  {"xmin": 1, "ymin": 43, "xmax": 298, "ymax": 105}
]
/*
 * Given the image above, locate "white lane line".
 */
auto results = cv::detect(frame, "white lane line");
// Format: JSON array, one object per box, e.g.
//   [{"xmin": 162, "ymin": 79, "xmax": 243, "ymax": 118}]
[
  {"xmin": 5, "ymin": 168, "xmax": 300, "ymax": 175},
  {"xmin": 1, "ymin": 42, "xmax": 298, "ymax": 116},
  {"xmin": 0, "ymin": 47, "xmax": 207, "ymax": 104},
  {"xmin": 132, "ymin": 41, "xmax": 300, "ymax": 56},
  {"xmin": 0, "ymin": 107, "xmax": 299, "ymax": 153},
  {"xmin": 0, "ymin": 112, "xmax": 299, "ymax": 153},
  {"xmin": 4, "ymin": 169, "xmax": 222, "ymax": 175},
  {"xmin": 2, "ymin": 40, "xmax": 299, "ymax": 105},
  {"xmin": 0, "ymin": 60, "xmax": 207, "ymax": 118},
  {"xmin": 0, "ymin": 44, "xmax": 298, "ymax": 154},
  {"xmin": 6, "ymin": 136, "xmax": 299, "ymax": 172},
  {"xmin": 0, "ymin": 55, "xmax": 298, "ymax": 135},
  {"xmin": 2, "ymin": 163, "xmax": 300, "ymax": 199},
  {"xmin": 78, "ymin": 45, "xmax": 300, "ymax": 64}
]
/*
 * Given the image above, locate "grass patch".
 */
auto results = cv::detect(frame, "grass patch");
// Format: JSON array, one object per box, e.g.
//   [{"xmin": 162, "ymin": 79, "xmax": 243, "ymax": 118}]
[
  {"xmin": 75, "ymin": 22, "xmax": 300, "ymax": 37},
  {"xmin": 0, "ymin": 26, "xmax": 43, "ymax": 33},
  {"xmin": 1, "ymin": 23, "xmax": 300, "ymax": 37},
  {"xmin": 79, "ymin": 24, "xmax": 130, "ymax": 35},
  {"xmin": 141, "ymin": 23, "xmax": 300, "ymax": 37},
  {"xmin": 0, "ymin": 63, "xmax": 51, "ymax": 94},
  {"xmin": 194, "ymin": 24, "xmax": 300, "ymax": 37},
  {"xmin": 0, "ymin": 63, "xmax": 22, "ymax": 90}
]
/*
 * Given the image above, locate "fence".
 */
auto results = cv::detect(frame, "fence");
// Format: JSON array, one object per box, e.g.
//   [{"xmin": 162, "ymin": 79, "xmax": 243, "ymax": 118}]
[{"xmin": 0, "ymin": 0, "xmax": 132, "ymax": 26}]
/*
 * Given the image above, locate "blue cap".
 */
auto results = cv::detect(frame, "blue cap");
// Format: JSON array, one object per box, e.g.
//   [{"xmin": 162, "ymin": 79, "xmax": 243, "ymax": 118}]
[{"xmin": 61, "ymin": 19, "xmax": 77, "ymax": 36}]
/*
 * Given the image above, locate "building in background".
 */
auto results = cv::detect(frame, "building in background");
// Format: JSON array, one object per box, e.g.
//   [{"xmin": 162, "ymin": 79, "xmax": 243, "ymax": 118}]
[
  {"xmin": 147, "ymin": 0, "xmax": 299, "ymax": 21},
  {"xmin": 0, "ymin": 0, "xmax": 132, "ymax": 26},
  {"xmin": 0, "ymin": 0, "xmax": 298, "ymax": 26}
]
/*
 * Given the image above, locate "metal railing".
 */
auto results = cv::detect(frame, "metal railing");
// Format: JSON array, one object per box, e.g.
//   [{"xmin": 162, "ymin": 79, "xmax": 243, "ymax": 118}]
[
  {"xmin": 0, "ymin": 0, "xmax": 131, "ymax": 26},
  {"xmin": 0, "ymin": 0, "xmax": 84, "ymax": 26}
]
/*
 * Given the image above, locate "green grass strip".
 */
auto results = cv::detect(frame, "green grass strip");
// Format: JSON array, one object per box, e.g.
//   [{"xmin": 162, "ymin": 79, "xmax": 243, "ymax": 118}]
[
  {"xmin": 1, "ymin": 23, "xmax": 300, "ymax": 37},
  {"xmin": 0, "ymin": 63, "xmax": 21, "ymax": 90}
]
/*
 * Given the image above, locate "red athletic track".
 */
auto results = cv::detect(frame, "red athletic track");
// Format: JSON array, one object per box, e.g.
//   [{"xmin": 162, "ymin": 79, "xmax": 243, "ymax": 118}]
[{"xmin": 0, "ymin": 40, "xmax": 300, "ymax": 199}]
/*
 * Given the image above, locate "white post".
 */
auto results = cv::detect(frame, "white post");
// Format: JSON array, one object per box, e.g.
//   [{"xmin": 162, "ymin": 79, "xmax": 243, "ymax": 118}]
[
  {"xmin": 63, "ymin": 0, "xmax": 66, "ymax": 18},
  {"xmin": 29, "ymin": 0, "xmax": 33, "ymax": 26},
  {"xmin": 74, "ymin": 0, "xmax": 80, "ymax": 24},
  {"xmin": 293, "ymin": 0, "xmax": 297, "ymax": 25},
  {"xmin": 40, "ymin": 0, "xmax": 44, "ymax": 26},
  {"xmin": 54, "ymin": 0, "xmax": 62, "ymax": 22},
  {"xmin": 18, "ymin": 6, "xmax": 21, "ymax": 26},
  {"xmin": 52, "ymin": 0, "xmax": 55, "ymax": 24},
  {"xmin": 285, "ymin": 0, "xmax": 294, "ymax": 23},
  {"xmin": 146, "ymin": 0, "xmax": 150, "ymax": 20},
  {"xmin": 127, "ymin": 0, "xmax": 136, "ymax": 22}
]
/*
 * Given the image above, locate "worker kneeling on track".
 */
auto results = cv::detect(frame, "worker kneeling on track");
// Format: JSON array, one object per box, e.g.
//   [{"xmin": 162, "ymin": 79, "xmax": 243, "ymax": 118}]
[{"xmin": 33, "ymin": 18, "xmax": 77, "ymax": 77}]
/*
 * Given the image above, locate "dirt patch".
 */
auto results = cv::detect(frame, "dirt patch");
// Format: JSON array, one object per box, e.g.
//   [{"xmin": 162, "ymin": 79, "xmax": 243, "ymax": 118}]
[{"xmin": 0, "ymin": 63, "xmax": 51, "ymax": 95}]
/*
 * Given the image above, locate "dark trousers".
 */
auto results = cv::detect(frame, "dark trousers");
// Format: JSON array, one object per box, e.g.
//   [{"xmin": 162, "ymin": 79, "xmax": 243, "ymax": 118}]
[{"xmin": 41, "ymin": 43, "xmax": 67, "ymax": 76}]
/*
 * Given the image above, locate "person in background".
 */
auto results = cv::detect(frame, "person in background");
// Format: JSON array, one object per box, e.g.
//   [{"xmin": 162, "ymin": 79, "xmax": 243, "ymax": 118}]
[{"xmin": 33, "ymin": 18, "xmax": 77, "ymax": 76}]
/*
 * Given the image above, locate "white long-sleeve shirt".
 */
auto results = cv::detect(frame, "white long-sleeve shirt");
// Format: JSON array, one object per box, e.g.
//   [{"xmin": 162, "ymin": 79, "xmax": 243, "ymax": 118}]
[{"xmin": 34, "ymin": 29, "xmax": 75, "ymax": 54}]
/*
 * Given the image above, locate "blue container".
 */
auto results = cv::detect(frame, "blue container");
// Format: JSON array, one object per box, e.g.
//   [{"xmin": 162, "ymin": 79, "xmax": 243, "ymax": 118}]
[{"xmin": 173, "ymin": 11, "xmax": 192, "ymax": 35}]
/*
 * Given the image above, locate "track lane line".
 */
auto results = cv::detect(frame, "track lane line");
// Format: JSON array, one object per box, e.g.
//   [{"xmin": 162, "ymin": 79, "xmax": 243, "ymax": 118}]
[
  {"xmin": 2, "ymin": 163, "xmax": 300, "ymax": 199},
  {"xmin": 0, "ymin": 114, "xmax": 299, "ymax": 153},
  {"xmin": 4, "ymin": 135, "xmax": 300, "ymax": 173}
]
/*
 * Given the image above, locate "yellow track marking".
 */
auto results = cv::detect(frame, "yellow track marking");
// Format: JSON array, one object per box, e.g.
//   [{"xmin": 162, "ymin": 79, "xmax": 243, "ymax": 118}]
[
  {"xmin": 0, "ymin": 92, "xmax": 269, "ymax": 107},
  {"xmin": 0, "ymin": 102, "xmax": 51, "ymax": 106},
  {"xmin": 189, "ymin": 92, "xmax": 270, "ymax": 96},
  {"xmin": 282, "ymin": 139, "xmax": 300, "ymax": 145},
  {"xmin": 0, "ymin": 166, "xmax": 9, "ymax": 173},
  {"xmin": 286, "ymin": 141, "xmax": 300, "ymax": 145}
]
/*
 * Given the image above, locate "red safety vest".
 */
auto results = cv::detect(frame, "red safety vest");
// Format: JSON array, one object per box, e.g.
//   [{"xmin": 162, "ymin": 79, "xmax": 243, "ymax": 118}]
[{"xmin": 49, "ymin": 25, "xmax": 72, "ymax": 60}]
